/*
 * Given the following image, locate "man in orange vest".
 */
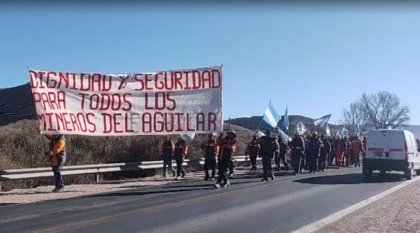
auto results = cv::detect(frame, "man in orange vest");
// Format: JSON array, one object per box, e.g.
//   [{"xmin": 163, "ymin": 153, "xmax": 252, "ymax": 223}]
[
  {"xmin": 215, "ymin": 130, "xmax": 237, "ymax": 189},
  {"xmin": 350, "ymin": 136, "xmax": 364, "ymax": 167},
  {"xmin": 174, "ymin": 137, "xmax": 188, "ymax": 179},
  {"xmin": 45, "ymin": 134, "xmax": 66, "ymax": 192},
  {"xmin": 201, "ymin": 133, "xmax": 219, "ymax": 180}
]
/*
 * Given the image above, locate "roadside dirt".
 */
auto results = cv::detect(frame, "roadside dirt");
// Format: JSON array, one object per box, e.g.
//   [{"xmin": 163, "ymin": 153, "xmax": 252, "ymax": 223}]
[{"xmin": 319, "ymin": 179, "xmax": 420, "ymax": 233}]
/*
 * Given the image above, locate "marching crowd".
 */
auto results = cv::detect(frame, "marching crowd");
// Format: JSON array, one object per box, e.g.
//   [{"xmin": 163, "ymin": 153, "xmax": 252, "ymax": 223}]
[{"xmin": 160, "ymin": 129, "xmax": 367, "ymax": 189}]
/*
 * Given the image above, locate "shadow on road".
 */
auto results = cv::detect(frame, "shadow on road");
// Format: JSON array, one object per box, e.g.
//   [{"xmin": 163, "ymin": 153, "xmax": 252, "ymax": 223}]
[{"xmin": 293, "ymin": 173, "xmax": 405, "ymax": 185}]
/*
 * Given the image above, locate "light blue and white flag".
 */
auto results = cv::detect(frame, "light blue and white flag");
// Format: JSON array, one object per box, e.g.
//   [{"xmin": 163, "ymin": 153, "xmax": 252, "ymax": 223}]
[
  {"xmin": 262, "ymin": 102, "xmax": 281, "ymax": 128},
  {"xmin": 314, "ymin": 114, "xmax": 332, "ymax": 129},
  {"xmin": 182, "ymin": 132, "xmax": 196, "ymax": 144},
  {"xmin": 325, "ymin": 125, "xmax": 331, "ymax": 137},
  {"xmin": 297, "ymin": 121, "xmax": 307, "ymax": 136},
  {"xmin": 277, "ymin": 128, "xmax": 292, "ymax": 143},
  {"xmin": 257, "ymin": 130, "xmax": 266, "ymax": 137},
  {"xmin": 342, "ymin": 126, "xmax": 349, "ymax": 138},
  {"xmin": 281, "ymin": 107, "xmax": 289, "ymax": 131}
]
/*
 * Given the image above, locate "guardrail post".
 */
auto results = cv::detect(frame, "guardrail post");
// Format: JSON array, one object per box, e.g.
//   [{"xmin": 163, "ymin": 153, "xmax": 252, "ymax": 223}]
[
  {"xmin": 96, "ymin": 173, "xmax": 101, "ymax": 183},
  {"xmin": 0, "ymin": 181, "xmax": 3, "ymax": 191}
]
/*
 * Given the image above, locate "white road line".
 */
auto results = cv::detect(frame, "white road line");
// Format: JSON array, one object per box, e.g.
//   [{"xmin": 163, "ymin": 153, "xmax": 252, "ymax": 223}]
[{"xmin": 291, "ymin": 176, "xmax": 420, "ymax": 233}]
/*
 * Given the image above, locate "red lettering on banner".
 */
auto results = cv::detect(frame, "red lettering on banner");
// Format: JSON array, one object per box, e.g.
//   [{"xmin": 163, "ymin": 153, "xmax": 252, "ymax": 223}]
[
  {"xmin": 155, "ymin": 72, "xmax": 165, "ymax": 90},
  {"xmin": 80, "ymin": 73, "xmax": 91, "ymax": 91},
  {"xmin": 113, "ymin": 113, "xmax": 123, "ymax": 133},
  {"xmin": 33, "ymin": 91, "xmax": 66, "ymax": 110},
  {"xmin": 29, "ymin": 71, "xmax": 38, "ymax": 88},
  {"xmin": 211, "ymin": 69, "xmax": 221, "ymax": 88},
  {"xmin": 142, "ymin": 113, "xmax": 152, "ymax": 133},
  {"xmin": 102, "ymin": 113, "xmax": 112, "ymax": 134},
  {"xmin": 208, "ymin": 112, "xmax": 217, "ymax": 131},
  {"xmin": 174, "ymin": 113, "xmax": 183, "ymax": 132},
  {"xmin": 118, "ymin": 75, "xmax": 129, "ymax": 90},
  {"xmin": 192, "ymin": 70, "xmax": 202, "ymax": 89},
  {"xmin": 183, "ymin": 71, "xmax": 191, "ymax": 90},
  {"xmin": 196, "ymin": 113, "xmax": 205, "ymax": 131},
  {"xmin": 144, "ymin": 74, "xmax": 153, "ymax": 90},
  {"xmin": 154, "ymin": 112, "xmax": 164, "ymax": 132},
  {"xmin": 173, "ymin": 71, "xmax": 183, "ymax": 90}
]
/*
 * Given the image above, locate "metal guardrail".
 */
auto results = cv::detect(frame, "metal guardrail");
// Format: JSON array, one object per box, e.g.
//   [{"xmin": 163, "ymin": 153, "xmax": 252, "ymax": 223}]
[
  {"xmin": 199, "ymin": 155, "xmax": 261, "ymax": 165},
  {"xmin": 0, "ymin": 160, "xmax": 189, "ymax": 188}
]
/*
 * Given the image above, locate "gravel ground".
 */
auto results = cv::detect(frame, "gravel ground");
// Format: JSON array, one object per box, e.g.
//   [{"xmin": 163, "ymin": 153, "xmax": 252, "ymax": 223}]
[
  {"xmin": 0, "ymin": 172, "xmax": 204, "ymax": 205},
  {"xmin": 318, "ymin": 179, "xmax": 420, "ymax": 233}
]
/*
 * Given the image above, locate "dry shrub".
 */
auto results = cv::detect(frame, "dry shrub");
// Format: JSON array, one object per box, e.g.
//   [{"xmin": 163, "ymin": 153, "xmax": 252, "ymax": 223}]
[{"xmin": 0, "ymin": 120, "xmax": 253, "ymax": 190}]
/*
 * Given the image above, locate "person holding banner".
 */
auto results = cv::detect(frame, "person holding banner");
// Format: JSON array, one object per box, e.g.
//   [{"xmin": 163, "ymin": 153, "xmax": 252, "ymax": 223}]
[
  {"xmin": 246, "ymin": 135, "xmax": 260, "ymax": 172},
  {"xmin": 174, "ymin": 137, "xmax": 188, "ymax": 179},
  {"xmin": 290, "ymin": 134, "xmax": 305, "ymax": 175},
  {"xmin": 306, "ymin": 132, "xmax": 322, "ymax": 174},
  {"xmin": 201, "ymin": 133, "xmax": 219, "ymax": 180},
  {"xmin": 215, "ymin": 130, "xmax": 237, "ymax": 189},
  {"xmin": 160, "ymin": 136, "xmax": 176, "ymax": 178},
  {"xmin": 45, "ymin": 134, "xmax": 66, "ymax": 192}
]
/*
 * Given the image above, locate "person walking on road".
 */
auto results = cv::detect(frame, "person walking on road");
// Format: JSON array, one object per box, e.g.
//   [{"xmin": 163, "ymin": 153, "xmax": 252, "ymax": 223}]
[
  {"xmin": 160, "ymin": 136, "xmax": 176, "ymax": 178},
  {"xmin": 201, "ymin": 133, "xmax": 219, "ymax": 180},
  {"xmin": 350, "ymin": 136, "xmax": 364, "ymax": 167},
  {"xmin": 259, "ymin": 130, "xmax": 279, "ymax": 182},
  {"xmin": 335, "ymin": 136, "xmax": 347, "ymax": 168},
  {"xmin": 276, "ymin": 138, "xmax": 289, "ymax": 171},
  {"xmin": 246, "ymin": 135, "xmax": 260, "ymax": 172},
  {"xmin": 215, "ymin": 130, "xmax": 237, "ymax": 189},
  {"xmin": 174, "ymin": 137, "xmax": 188, "ymax": 179},
  {"xmin": 290, "ymin": 134, "xmax": 305, "ymax": 175},
  {"xmin": 319, "ymin": 135, "xmax": 331, "ymax": 172},
  {"xmin": 46, "ymin": 134, "xmax": 67, "ymax": 192},
  {"xmin": 306, "ymin": 132, "xmax": 322, "ymax": 174}
]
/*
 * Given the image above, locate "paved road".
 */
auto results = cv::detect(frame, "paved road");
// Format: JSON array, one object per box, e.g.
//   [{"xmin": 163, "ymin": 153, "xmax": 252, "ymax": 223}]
[{"xmin": 0, "ymin": 167, "xmax": 410, "ymax": 233}]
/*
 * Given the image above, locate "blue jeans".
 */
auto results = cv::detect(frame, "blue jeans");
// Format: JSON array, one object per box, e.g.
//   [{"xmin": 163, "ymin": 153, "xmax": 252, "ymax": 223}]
[{"xmin": 52, "ymin": 155, "xmax": 66, "ymax": 189}]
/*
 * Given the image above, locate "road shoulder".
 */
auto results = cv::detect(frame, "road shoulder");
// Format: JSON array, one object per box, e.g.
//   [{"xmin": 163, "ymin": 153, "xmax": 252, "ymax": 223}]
[{"xmin": 317, "ymin": 177, "xmax": 420, "ymax": 233}]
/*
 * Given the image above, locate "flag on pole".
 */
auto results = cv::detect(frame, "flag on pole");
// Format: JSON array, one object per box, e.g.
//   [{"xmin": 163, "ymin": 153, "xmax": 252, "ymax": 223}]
[
  {"xmin": 277, "ymin": 128, "xmax": 292, "ymax": 143},
  {"xmin": 297, "ymin": 121, "xmax": 307, "ymax": 136},
  {"xmin": 281, "ymin": 107, "xmax": 289, "ymax": 131},
  {"xmin": 182, "ymin": 132, "xmax": 196, "ymax": 144},
  {"xmin": 342, "ymin": 126, "xmax": 349, "ymax": 138},
  {"xmin": 325, "ymin": 125, "xmax": 331, "ymax": 137},
  {"xmin": 314, "ymin": 114, "xmax": 332, "ymax": 129},
  {"xmin": 257, "ymin": 131, "xmax": 266, "ymax": 137},
  {"xmin": 262, "ymin": 102, "xmax": 281, "ymax": 128}
]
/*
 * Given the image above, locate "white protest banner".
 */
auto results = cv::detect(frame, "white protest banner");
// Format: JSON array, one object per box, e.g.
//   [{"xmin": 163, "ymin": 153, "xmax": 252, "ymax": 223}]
[{"xmin": 29, "ymin": 66, "xmax": 223, "ymax": 136}]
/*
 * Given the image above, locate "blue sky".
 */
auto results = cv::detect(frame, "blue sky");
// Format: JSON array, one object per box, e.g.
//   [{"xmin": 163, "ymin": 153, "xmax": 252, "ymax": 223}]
[{"xmin": 1, "ymin": 2, "xmax": 419, "ymax": 124}]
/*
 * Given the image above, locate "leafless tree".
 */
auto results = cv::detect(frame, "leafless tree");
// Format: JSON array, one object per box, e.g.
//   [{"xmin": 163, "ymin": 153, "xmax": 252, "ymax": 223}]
[
  {"xmin": 342, "ymin": 102, "xmax": 366, "ymax": 134},
  {"xmin": 343, "ymin": 91, "xmax": 410, "ymax": 131},
  {"xmin": 359, "ymin": 91, "xmax": 410, "ymax": 129}
]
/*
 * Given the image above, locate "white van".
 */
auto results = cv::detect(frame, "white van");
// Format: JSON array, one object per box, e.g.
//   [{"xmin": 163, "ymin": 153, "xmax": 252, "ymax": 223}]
[{"xmin": 363, "ymin": 129, "xmax": 420, "ymax": 180}]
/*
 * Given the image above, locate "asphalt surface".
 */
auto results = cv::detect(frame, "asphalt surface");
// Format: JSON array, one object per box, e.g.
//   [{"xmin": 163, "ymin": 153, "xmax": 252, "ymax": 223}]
[{"xmin": 0, "ymin": 166, "xmax": 410, "ymax": 233}]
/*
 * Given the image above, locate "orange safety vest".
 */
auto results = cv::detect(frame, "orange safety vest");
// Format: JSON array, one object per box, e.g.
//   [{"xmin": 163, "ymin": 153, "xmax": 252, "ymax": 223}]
[{"xmin": 49, "ymin": 137, "xmax": 65, "ymax": 166}]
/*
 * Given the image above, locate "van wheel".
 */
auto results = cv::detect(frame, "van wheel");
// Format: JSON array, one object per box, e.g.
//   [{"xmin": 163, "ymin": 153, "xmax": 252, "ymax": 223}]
[
  {"xmin": 416, "ymin": 170, "xmax": 420, "ymax": 176},
  {"xmin": 405, "ymin": 169, "xmax": 412, "ymax": 180}
]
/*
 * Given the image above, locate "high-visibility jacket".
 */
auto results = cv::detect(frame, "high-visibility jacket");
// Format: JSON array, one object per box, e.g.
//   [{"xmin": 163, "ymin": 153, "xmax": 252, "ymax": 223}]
[
  {"xmin": 201, "ymin": 139, "xmax": 219, "ymax": 160},
  {"xmin": 174, "ymin": 141, "xmax": 188, "ymax": 158},
  {"xmin": 49, "ymin": 136, "xmax": 66, "ymax": 167},
  {"xmin": 246, "ymin": 139, "xmax": 260, "ymax": 156},
  {"xmin": 220, "ymin": 138, "xmax": 237, "ymax": 160}
]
